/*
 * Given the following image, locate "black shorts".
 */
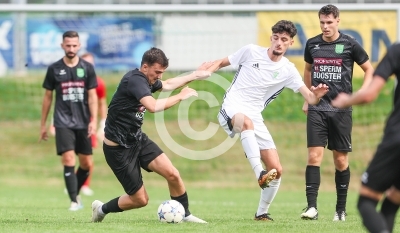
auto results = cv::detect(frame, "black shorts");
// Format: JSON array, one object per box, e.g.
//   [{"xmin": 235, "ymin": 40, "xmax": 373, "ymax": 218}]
[
  {"xmin": 103, "ymin": 133, "xmax": 163, "ymax": 195},
  {"xmin": 361, "ymin": 131, "xmax": 400, "ymax": 192},
  {"xmin": 55, "ymin": 128, "xmax": 92, "ymax": 155},
  {"xmin": 307, "ymin": 111, "xmax": 352, "ymax": 152}
]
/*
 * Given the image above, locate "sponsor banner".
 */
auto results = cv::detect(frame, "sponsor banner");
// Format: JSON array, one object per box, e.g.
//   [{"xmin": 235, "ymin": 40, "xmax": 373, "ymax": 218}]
[
  {"xmin": 0, "ymin": 17, "xmax": 13, "ymax": 76},
  {"xmin": 26, "ymin": 17, "xmax": 154, "ymax": 70},
  {"xmin": 257, "ymin": 11, "xmax": 397, "ymax": 77}
]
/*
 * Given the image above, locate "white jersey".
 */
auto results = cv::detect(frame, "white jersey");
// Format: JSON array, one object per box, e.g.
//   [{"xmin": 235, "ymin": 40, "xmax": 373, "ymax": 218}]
[{"xmin": 222, "ymin": 44, "xmax": 305, "ymax": 114}]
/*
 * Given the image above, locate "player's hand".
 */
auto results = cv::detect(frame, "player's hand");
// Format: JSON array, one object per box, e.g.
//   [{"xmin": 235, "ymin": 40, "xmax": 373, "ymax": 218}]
[
  {"xmin": 39, "ymin": 125, "xmax": 48, "ymax": 142},
  {"xmin": 311, "ymin": 83, "xmax": 329, "ymax": 98},
  {"xmin": 193, "ymin": 70, "xmax": 211, "ymax": 80},
  {"xmin": 331, "ymin": 93, "xmax": 351, "ymax": 109},
  {"xmin": 302, "ymin": 101, "xmax": 308, "ymax": 115},
  {"xmin": 179, "ymin": 86, "xmax": 198, "ymax": 100},
  {"xmin": 88, "ymin": 121, "xmax": 97, "ymax": 137},
  {"xmin": 197, "ymin": 61, "xmax": 214, "ymax": 71},
  {"xmin": 96, "ymin": 119, "xmax": 105, "ymax": 142}
]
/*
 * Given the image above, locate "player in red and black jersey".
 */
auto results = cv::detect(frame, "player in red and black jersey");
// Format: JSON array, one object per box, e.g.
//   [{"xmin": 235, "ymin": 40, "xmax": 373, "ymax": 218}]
[
  {"xmin": 332, "ymin": 42, "xmax": 400, "ymax": 233},
  {"xmin": 300, "ymin": 5, "xmax": 374, "ymax": 221},
  {"xmin": 40, "ymin": 31, "xmax": 98, "ymax": 211}
]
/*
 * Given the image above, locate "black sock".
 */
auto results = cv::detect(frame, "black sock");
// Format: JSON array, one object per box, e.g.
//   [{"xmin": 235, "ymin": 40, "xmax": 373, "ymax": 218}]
[
  {"xmin": 76, "ymin": 167, "xmax": 90, "ymax": 193},
  {"xmin": 335, "ymin": 166, "xmax": 350, "ymax": 211},
  {"xmin": 171, "ymin": 192, "xmax": 191, "ymax": 217},
  {"xmin": 381, "ymin": 197, "xmax": 399, "ymax": 232},
  {"xmin": 357, "ymin": 195, "xmax": 389, "ymax": 233},
  {"xmin": 102, "ymin": 197, "xmax": 123, "ymax": 214},
  {"xmin": 305, "ymin": 165, "xmax": 320, "ymax": 208},
  {"xmin": 64, "ymin": 166, "xmax": 78, "ymax": 203}
]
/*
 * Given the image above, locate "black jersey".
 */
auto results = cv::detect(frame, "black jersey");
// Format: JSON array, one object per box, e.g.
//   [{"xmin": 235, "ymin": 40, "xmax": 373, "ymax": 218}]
[
  {"xmin": 43, "ymin": 58, "xmax": 97, "ymax": 129},
  {"xmin": 374, "ymin": 43, "xmax": 400, "ymax": 134},
  {"xmin": 105, "ymin": 69, "xmax": 162, "ymax": 148},
  {"xmin": 304, "ymin": 33, "xmax": 369, "ymax": 112}
]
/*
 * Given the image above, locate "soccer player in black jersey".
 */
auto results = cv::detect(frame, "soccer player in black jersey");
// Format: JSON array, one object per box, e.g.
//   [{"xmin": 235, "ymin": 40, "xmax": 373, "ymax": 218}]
[
  {"xmin": 332, "ymin": 42, "xmax": 400, "ymax": 233},
  {"xmin": 40, "ymin": 31, "xmax": 98, "ymax": 211},
  {"xmin": 91, "ymin": 47, "xmax": 210, "ymax": 223},
  {"xmin": 300, "ymin": 5, "xmax": 374, "ymax": 221}
]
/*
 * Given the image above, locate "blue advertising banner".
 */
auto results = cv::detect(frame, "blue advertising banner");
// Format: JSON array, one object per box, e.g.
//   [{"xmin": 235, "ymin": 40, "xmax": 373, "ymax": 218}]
[
  {"xmin": 0, "ymin": 17, "xmax": 13, "ymax": 76},
  {"xmin": 26, "ymin": 17, "xmax": 154, "ymax": 70}
]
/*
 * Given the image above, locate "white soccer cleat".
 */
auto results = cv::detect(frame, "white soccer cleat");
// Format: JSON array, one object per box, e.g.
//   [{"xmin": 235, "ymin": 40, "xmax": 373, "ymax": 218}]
[
  {"xmin": 81, "ymin": 186, "xmax": 94, "ymax": 196},
  {"xmin": 183, "ymin": 214, "xmax": 207, "ymax": 223},
  {"xmin": 91, "ymin": 200, "xmax": 106, "ymax": 222},
  {"xmin": 333, "ymin": 210, "xmax": 346, "ymax": 221},
  {"xmin": 69, "ymin": 201, "xmax": 82, "ymax": 211},
  {"xmin": 301, "ymin": 207, "xmax": 318, "ymax": 220}
]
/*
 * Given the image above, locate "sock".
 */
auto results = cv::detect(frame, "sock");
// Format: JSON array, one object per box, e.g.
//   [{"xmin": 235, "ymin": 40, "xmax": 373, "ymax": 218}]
[
  {"xmin": 102, "ymin": 197, "xmax": 123, "ymax": 214},
  {"xmin": 335, "ymin": 166, "xmax": 350, "ymax": 211},
  {"xmin": 241, "ymin": 130, "xmax": 263, "ymax": 178},
  {"xmin": 256, "ymin": 178, "xmax": 281, "ymax": 216},
  {"xmin": 64, "ymin": 166, "xmax": 78, "ymax": 203},
  {"xmin": 380, "ymin": 197, "xmax": 399, "ymax": 232},
  {"xmin": 76, "ymin": 167, "xmax": 90, "ymax": 193},
  {"xmin": 171, "ymin": 192, "xmax": 191, "ymax": 217},
  {"xmin": 357, "ymin": 195, "xmax": 389, "ymax": 233},
  {"xmin": 305, "ymin": 165, "xmax": 320, "ymax": 208}
]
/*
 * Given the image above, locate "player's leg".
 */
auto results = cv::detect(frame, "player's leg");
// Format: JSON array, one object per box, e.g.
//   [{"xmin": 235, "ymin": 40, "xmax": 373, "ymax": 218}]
[
  {"xmin": 92, "ymin": 142, "xmax": 146, "ymax": 222},
  {"xmin": 328, "ymin": 111, "xmax": 352, "ymax": 221},
  {"xmin": 139, "ymin": 134, "xmax": 206, "ymax": 223},
  {"xmin": 81, "ymin": 134, "xmax": 98, "ymax": 196},
  {"xmin": 381, "ymin": 186, "xmax": 400, "ymax": 232},
  {"xmin": 56, "ymin": 127, "xmax": 80, "ymax": 211},
  {"xmin": 75, "ymin": 129, "xmax": 93, "ymax": 197},
  {"xmin": 358, "ymin": 136, "xmax": 400, "ymax": 232},
  {"xmin": 301, "ymin": 110, "xmax": 328, "ymax": 220}
]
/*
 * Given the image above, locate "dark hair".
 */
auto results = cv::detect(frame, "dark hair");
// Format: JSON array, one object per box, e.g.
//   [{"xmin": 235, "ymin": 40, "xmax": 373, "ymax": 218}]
[
  {"xmin": 141, "ymin": 47, "xmax": 169, "ymax": 68},
  {"xmin": 271, "ymin": 20, "xmax": 297, "ymax": 38},
  {"xmin": 63, "ymin": 31, "xmax": 79, "ymax": 40},
  {"xmin": 319, "ymin": 4, "xmax": 339, "ymax": 18}
]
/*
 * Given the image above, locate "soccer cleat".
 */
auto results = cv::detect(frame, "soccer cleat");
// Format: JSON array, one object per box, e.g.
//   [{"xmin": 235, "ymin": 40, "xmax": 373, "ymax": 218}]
[
  {"xmin": 91, "ymin": 200, "xmax": 106, "ymax": 222},
  {"xmin": 258, "ymin": 169, "xmax": 277, "ymax": 189},
  {"xmin": 81, "ymin": 186, "xmax": 94, "ymax": 196},
  {"xmin": 301, "ymin": 207, "xmax": 318, "ymax": 220},
  {"xmin": 254, "ymin": 213, "xmax": 274, "ymax": 221},
  {"xmin": 333, "ymin": 210, "xmax": 347, "ymax": 221},
  {"xmin": 183, "ymin": 214, "xmax": 207, "ymax": 223},
  {"xmin": 69, "ymin": 201, "xmax": 82, "ymax": 211}
]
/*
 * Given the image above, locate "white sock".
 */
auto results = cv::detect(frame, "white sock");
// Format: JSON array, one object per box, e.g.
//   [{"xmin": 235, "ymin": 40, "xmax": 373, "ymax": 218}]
[
  {"xmin": 256, "ymin": 178, "xmax": 281, "ymax": 216},
  {"xmin": 98, "ymin": 205, "xmax": 105, "ymax": 215},
  {"xmin": 241, "ymin": 130, "xmax": 263, "ymax": 178}
]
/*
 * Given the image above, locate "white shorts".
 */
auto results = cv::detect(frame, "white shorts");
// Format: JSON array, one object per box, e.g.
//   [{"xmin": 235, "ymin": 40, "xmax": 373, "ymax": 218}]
[{"xmin": 217, "ymin": 108, "xmax": 276, "ymax": 150}]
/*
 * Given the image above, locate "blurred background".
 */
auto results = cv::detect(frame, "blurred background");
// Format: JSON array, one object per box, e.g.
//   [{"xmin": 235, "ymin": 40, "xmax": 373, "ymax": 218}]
[{"xmin": 0, "ymin": 0, "xmax": 397, "ymax": 193}]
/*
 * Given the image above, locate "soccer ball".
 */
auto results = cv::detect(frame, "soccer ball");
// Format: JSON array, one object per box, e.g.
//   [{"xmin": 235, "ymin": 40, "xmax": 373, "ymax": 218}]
[{"xmin": 157, "ymin": 200, "xmax": 185, "ymax": 223}]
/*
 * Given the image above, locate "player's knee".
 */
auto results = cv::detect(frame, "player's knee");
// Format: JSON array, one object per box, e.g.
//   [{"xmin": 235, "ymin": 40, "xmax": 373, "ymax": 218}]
[
  {"xmin": 79, "ymin": 159, "xmax": 93, "ymax": 170},
  {"xmin": 386, "ymin": 187, "xmax": 400, "ymax": 205},
  {"xmin": 165, "ymin": 168, "xmax": 181, "ymax": 183},
  {"xmin": 307, "ymin": 151, "xmax": 322, "ymax": 165}
]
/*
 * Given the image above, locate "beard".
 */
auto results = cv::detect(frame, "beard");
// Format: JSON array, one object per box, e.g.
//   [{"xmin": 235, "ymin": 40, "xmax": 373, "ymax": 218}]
[
  {"xmin": 65, "ymin": 52, "xmax": 76, "ymax": 59},
  {"xmin": 272, "ymin": 50, "xmax": 283, "ymax": 56}
]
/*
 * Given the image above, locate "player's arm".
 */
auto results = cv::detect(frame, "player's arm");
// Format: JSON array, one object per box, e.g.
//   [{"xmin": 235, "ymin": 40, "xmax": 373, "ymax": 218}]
[
  {"xmin": 206, "ymin": 57, "xmax": 231, "ymax": 72},
  {"xmin": 160, "ymin": 69, "xmax": 211, "ymax": 92},
  {"xmin": 303, "ymin": 62, "xmax": 312, "ymax": 89},
  {"xmin": 88, "ymin": 88, "xmax": 98, "ymax": 136},
  {"xmin": 298, "ymin": 84, "xmax": 329, "ymax": 105},
  {"xmin": 140, "ymin": 86, "xmax": 198, "ymax": 113},
  {"xmin": 40, "ymin": 89, "xmax": 53, "ymax": 141},
  {"xmin": 357, "ymin": 60, "xmax": 374, "ymax": 91},
  {"xmin": 332, "ymin": 76, "xmax": 385, "ymax": 108}
]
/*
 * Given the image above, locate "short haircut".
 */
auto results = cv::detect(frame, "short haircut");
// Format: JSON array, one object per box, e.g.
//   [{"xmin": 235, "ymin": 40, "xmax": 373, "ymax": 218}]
[
  {"xmin": 271, "ymin": 20, "xmax": 297, "ymax": 38},
  {"xmin": 319, "ymin": 4, "xmax": 339, "ymax": 18},
  {"xmin": 141, "ymin": 47, "xmax": 169, "ymax": 68},
  {"xmin": 63, "ymin": 31, "xmax": 79, "ymax": 40}
]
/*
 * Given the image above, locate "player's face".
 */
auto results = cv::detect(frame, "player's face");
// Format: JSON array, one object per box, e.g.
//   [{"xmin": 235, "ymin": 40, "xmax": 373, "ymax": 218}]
[
  {"xmin": 142, "ymin": 63, "xmax": 166, "ymax": 85},
  {"xmin": 270, "ymin": 32, "xmax": 293, "ymax": 56},
  {"xmin": 319, "ymin": 14, "xmax": 340, "ymax": 41},
  {"xmin": 61, "ymin": 37, "xmax": 81, "ymax": 59},
  {"xmin": 82, "ymin": 55, "xmax": 94, "ymax": 66}
]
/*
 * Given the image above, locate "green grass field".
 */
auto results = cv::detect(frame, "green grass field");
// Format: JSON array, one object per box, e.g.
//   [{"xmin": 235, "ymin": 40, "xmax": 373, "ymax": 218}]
[{"xmin": 0, "ymin": 72, "xmax": 398, "ymax": 232}]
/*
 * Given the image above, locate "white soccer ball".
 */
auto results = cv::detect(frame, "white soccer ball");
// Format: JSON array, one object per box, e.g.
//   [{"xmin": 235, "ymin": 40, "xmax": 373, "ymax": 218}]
[{"xmin": 157, "ymin": 200, "xmax": 185, "ymax": 224}]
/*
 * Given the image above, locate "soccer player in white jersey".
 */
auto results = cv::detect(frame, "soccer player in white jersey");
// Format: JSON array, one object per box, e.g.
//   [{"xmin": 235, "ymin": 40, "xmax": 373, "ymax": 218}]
[{"xmin": 206, "ymin": 20, "xmax": 329, "ymax": 221}]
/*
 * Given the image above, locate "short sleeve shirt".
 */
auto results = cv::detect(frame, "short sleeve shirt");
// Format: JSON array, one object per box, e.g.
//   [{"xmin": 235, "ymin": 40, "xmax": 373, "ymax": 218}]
[
  {"xmin": 224, "ymin": 44, "xmax": 305, "ymax": 114},
  {"xmin": 105, "ymin": 69, "xmax": 162, "ymax": 148},
  {"xmin": 42, "ymin": 58, "xmax": 97, "ymax": 129},
  {"xmin": 304, "ymin": 33, "xmax": 369, "ymax": 112}
]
